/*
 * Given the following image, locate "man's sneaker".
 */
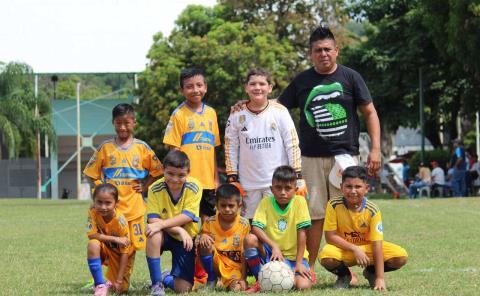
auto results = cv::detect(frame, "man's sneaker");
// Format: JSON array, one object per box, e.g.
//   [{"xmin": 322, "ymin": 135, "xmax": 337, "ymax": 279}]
[
  {"xmin": 334, "ymin": 272, "xmax": 352, "ymax": 289},
  {"xmin": 80, "ymin": 279, "xmax": 95, "ymax": 292},
  {"xmin": 363, "ymin": 268, "xmax": 376, "ymax": 288},
  {"xmin": 151, "ymin": 283, "xmax": 166, "ymax": 296},
  {"xmin": 93, "ymin": 283, "xmax": 110, "ymax": 296},
  {"xmin": 245, "ymin": 281, "xmax": 260, "ymax": 293}
]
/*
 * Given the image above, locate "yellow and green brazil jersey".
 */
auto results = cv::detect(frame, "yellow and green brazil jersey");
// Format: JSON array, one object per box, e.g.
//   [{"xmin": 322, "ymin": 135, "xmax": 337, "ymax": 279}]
[{"xmin": 252, "ymin": 195, "xmax": 311, "ymax": 260}]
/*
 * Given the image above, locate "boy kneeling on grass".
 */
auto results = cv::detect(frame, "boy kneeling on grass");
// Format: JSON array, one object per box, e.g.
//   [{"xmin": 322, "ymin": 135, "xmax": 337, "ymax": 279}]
[{"xmin": 319, "ymin": 166, "xmax": 408, "ymax": 291}]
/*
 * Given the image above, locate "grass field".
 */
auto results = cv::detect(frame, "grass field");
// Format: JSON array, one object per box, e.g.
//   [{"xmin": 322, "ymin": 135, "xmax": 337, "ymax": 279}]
[{"xmin": 1, "ymin": 197, "xmax": 479, "ymax": 296}]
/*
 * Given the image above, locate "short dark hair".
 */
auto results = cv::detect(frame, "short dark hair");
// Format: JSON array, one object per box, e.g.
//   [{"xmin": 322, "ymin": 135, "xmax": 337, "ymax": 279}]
[
  {"xmin": 216, "ymin": 183, "xmax": 241, "ymax": 204},
  {"xmin": 163, "ymin": 150, "xmax": 190, "ymax": 170},
  {"xmin": 245, "ymin": 68, "xmax": 272, "ymax": 85},
  {"xmin": 272, "ymin": 165, "xmax": 297, "ymax": 183},
  {"xmin": 180, "ymin": 68, "xmax": 206, "ymax": 88},
  {"xmin": 309, "ymin": 26, "xmax": 336, "ymax": 48},
  {"xmin": 112, "ymin": 103, "xmax": 135, "ymax": 120},
  {"xmin": 93, "ymin": 183, "xmax": 119, "ymax": 202},
  {"xmin": 342, "ymin": 166, "xmax": 368, "ymax": 183}
]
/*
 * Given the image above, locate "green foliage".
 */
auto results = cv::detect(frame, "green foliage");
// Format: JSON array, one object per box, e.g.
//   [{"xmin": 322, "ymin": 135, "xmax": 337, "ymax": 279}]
[
  {"xmin": 344, "ymin": 0, "xmax": 480, "ymax": 149},
  {"xmin": 408, "ymin": 149, "xmax": 451, "ymax": 176},
  {"xmin": 0, "ymin": 62, "xmax": 55, "ymax": 158},
  {"xmin": 136, "ymin": 2, "xmax": 347, "ymax": 158}
]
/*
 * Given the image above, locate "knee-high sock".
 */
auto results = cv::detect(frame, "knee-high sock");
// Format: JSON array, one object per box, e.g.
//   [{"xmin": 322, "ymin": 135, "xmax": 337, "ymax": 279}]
[
  {"xmin": 146, "ymin": 257, "xmax": 162, "ymax": 285},
  {"xmin": 87, "ymin": 257, "xmax": 105, "ymax": 286},
  {"xmin": 245, "ymin": 248, "xmax": 261, "ymax": 280},
  {"xmin": 200, "ymin": 254, "xmax": 217, "ymax": 282}
]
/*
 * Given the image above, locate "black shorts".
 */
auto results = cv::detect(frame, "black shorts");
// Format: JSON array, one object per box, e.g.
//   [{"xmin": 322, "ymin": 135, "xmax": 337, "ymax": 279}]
[{"xmin": 200, "ymin": 189, "xmax": 216, "ymax": 217}]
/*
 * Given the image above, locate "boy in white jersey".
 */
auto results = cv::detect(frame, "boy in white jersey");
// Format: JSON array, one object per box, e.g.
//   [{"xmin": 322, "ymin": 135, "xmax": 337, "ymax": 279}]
[{"xmin": 224, "ymin": 69, "xmax": 306, "ymax": 220}]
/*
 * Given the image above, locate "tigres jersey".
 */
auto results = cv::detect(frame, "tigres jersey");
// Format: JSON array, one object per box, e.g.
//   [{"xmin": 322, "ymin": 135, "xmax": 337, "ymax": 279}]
[
  {"xmin": 83, "ymin": 138, "xmax": 163, "ymax": 221},
  {"xmin": 224, "ymin": 101, "xmax": 301, "ymax": 190},
  {"xmin": 202, "ymin": 214, "xmax": 250, "ymax": 269},
  {"xmin": 163, "ymin": 102, "xmax": 220, "ymax": 189},
  {"xmin": 324, "ymin": 196, "xmax": 383, "ymax": 245},
  {"xmin": 146, "ymin": 176, "xmax": 202, "ymax": 241},
  {"xmin": 252, "ymin": 195, "xmax": 311, "ymax": 261},
  {"xmin": 86, "ymin": 208, "xmax": 133, "ymax": 254}
]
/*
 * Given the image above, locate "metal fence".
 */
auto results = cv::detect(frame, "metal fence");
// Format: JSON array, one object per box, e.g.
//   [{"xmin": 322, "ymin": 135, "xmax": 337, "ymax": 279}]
[{"xmin": 0, "ymin": 158, "xmax": 50, "ymax": 198}]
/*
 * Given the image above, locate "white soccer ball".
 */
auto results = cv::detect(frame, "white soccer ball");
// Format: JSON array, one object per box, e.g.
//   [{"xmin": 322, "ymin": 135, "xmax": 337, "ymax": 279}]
[{"xmin": 258, "ymin": 261, "xmax": 295, "ymax": 292}]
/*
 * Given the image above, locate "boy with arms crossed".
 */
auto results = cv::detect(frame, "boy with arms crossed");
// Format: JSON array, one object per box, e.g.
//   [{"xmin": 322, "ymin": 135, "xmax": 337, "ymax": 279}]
[
  {"xmin": 319, "ymin": 166, "xmax": 407, "ymax": 290},
  {"xmin": 244, "ymin": 166, "xmax": 312, "ymax": 293},
  {"xmin": 145, "ymin": 150, "xmax": 202, "ymax": 295},
  {"xmin": 198, "ymin": 184, "xmax": 250, "ymax": 292}
]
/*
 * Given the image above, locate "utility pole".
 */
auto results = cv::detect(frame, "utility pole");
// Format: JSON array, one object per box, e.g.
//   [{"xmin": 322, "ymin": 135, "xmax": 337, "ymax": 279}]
[
  {"xmin": 419, "ymin": 68, "xmax": 425, "ymax": 164},
  {"xmin": 76, "ymin": 83, "xmax": 81, "ymax": 199},
  {"xmin": 35, "ymin": 74, "xmax": 42, "ymax": 199}
]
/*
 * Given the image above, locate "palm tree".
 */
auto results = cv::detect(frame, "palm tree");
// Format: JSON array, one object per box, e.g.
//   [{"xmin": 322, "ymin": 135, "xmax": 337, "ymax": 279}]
[{"xmin": 0, "ymin": 62, "xmax": 55, "ymax": 159}]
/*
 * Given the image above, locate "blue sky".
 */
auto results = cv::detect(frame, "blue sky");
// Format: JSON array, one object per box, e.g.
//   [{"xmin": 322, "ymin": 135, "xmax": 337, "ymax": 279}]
[{"xmin": 0, "ymin": 0, "xmax": 216, "ymax": 73}]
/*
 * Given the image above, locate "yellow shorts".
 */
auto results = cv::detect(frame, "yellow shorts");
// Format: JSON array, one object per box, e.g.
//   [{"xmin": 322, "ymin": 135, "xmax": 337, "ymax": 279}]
[
  {"xmin": 128, "ymin": 216, "xmax": 146, "ymax": 250},
  {"xmin": 90, "ymin": 239, "xmax": 136, "ymax": 292},
  {"xmin": 319, "ymin": 241, "xmax": 408, "ymax": 266},
  {"xmin": 213, "ymin": 250, "xmax": 243, "ymax": 288}
]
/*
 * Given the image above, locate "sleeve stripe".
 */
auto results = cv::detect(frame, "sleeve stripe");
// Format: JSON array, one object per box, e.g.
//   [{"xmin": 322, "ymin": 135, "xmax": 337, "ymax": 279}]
[
  {"xmin": 296, "ymin": 221, "xmax": 312, "ymax": 229},
  {"xmin": 251, "ymin": 221, "xmax": 265, "ymax": 229},
  {"xmin": 147, "ymin": 214, "xmax": 160, "ymax": 219},
  {"xmin": 181, "ymin": 210, "xmax": 199, "ymax": 223}
]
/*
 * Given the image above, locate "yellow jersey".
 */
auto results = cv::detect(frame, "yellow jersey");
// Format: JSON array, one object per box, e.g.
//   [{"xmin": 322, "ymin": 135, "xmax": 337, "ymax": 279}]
[
  {"xmin": 323, "ymin": 196, "xmax": 383, "ymax": 245},
  {"xmin": 252, "ymin": 195, "xmax": 311, "ymax": 260},
  {"xmin": 86, "ymin": 208, "xmax": 133, "ymax": 254},
  {"xmin": 163, "ymin": 102, "xmax": 220, "ymax": 189},
  {"xmin": 202, "ymin": 214, "xmax": 250, "ymax": 269},
  {"xmin": 146, "ymin": 176, "xmax": 202, "ymax": 241},
  {"xmin": 83, "ymin": 138, "xmax": 163, "ymax": 221}
]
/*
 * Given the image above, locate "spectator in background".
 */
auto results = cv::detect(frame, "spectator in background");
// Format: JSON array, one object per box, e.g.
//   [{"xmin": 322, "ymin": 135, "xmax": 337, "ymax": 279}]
[
  {"xmin": 401, "ymin": 159, "xmax": 410, "ymax": 187},
  {"xmin": 450, "ymin": 139, "xmax": 467, "ymax": 197},
  {"xmin": 430, "ymin": 161, "xmax": 445, "ymax": 197},
  {"xmin": 408, "ymin": 162, "xmax": 431, "ymax": 199},
  {"xmin": 467, "ymin": 153, "xmax": 479, "ymax": 196}
]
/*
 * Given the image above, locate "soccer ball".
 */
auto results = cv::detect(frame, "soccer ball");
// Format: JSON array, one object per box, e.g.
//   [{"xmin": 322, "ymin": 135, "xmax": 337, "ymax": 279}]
[{"xmin": 258, "ymin": 261, "xmax": 295, "ymax": 292}]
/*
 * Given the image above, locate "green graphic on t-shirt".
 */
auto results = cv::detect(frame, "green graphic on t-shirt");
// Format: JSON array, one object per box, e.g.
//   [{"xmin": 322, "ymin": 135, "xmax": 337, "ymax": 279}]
[{"xmin": 304, "ymin": 82, "xmax": 348, "ymax": 137}]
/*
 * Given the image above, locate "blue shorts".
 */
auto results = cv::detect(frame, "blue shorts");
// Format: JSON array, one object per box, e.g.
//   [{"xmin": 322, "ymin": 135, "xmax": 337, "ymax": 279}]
[
  {"xmin": 260, "ymin": 243, "xmax": 310, "ymax": 271},
  {"xmin": 161, "ymin": 233, "xmax": 196, "ymax": 284}
]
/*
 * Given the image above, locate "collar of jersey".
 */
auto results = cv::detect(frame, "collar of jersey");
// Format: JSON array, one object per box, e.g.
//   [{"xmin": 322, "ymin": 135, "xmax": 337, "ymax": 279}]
[
  {"xmin": 166, "ymin": 183, "xmax": 186, "ymax": 205},
  {"xmin": 246, "ymin": 100, "xmax": 269, "ymax": 115},
  {"xmin": 183, "ymin": 101, "xmax": 205, "ymax": 115},
  {"xmin": 270, "ymin": 196, "xmax": 293, "ymax": 215},
  {"xmin": 342, "ymin": 196, "xmax": 366, "ymax": 211},
  {"xmin": 113, "ymin": 137, "xmax": 135, "ymax": 151}
]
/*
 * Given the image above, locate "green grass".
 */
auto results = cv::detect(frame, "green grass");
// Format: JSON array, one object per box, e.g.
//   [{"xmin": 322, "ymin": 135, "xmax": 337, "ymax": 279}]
[{"xmin": 1, "ymin": 198, "xmax": 479, "ymax": 295}]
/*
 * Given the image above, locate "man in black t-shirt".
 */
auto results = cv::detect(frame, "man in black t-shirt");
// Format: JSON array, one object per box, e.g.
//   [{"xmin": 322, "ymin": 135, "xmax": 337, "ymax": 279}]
[{"xmin": 277, "ymin": 27, "xmax": 381, "ymax": 283}]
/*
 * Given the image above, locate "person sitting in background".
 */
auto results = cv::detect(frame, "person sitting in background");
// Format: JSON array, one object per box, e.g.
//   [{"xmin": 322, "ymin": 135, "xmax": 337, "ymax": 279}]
[
  {"xmin": 467, "ymin": 153, "xmax": 479, "ymax": 196},
  {"xmin": 408, "ymin": 163, "xmax": 431, "ymax": 199},
  {"xmin": 430, "ymin": 161, "xmax": 445, "ymax": 197}
]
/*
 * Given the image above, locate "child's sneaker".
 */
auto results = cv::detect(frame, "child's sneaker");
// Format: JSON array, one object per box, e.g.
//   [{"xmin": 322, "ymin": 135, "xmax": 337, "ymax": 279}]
[
  {"xmin": 363, "ymin": 268, "xmax": 376, "ymax": 288},
  {"xmin": 80, "ymin": 279, "xmax": 95, "ymax": 292},
  {"xmin": 93, "ymin": 282, "xmax": 110, "ymax": 296},
  {"xmin": 349, "ymin": 268, "xmax": 359, "ymax": 285},
  {"xmin": 310, "ymin": 271, "xmax": 317, "ymax": 284},
  {"xmin": 334, "ymin": 272, "xmax": 352, "ymax": 289},
  {"xmin": 150, "ymin": 283, "xmax": 166, "ymax": 296},
  {"xmin": 245, "ymin": 281, "xmax": 260, "ymax": 293},
  {"xmin": 204, "ymin": 280, "xmax": 217, "ymax": 291}
]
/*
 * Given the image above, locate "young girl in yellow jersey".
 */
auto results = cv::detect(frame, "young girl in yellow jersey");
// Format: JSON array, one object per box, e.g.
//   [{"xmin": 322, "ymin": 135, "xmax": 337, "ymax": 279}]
[
  {"xmin": 86, "ymin": 183, "xmax": 134, "ymax": 296},
  {"xmin": 198, "ymin": 184, "xmax": 250, "ymax": 291},
  {"xmin": 244, "ymin": 166, "xmax": 312, "ymax": 293},
  {"xmin": 319, "ymin": 166, "xmax": 408, "ymax": 291}
]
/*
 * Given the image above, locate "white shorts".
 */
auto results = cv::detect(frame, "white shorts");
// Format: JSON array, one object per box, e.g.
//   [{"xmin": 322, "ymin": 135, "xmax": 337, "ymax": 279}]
[{"xmin": 242, "ymin": 188, "xmax": 272, "ymax": 219}]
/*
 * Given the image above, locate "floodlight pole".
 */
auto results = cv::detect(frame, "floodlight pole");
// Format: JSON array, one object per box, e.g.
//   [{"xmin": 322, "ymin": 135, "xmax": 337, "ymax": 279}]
[
  {"xmin": 76, "ymin": 83, "xmax": 81, "ymax": 200},
  {"xmin": 419, "ymin": 68, "xmax": 425, "ymax": 164}
]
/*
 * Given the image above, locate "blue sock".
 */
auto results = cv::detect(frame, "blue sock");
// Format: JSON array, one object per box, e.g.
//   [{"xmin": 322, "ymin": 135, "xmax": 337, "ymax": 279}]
[
  {"xmin": 200, "ymin": 254, "xmax": 217, "ymax": 282},
  {"xmin": 87, "ymin": 257, "xmax": 105, "ymax": 286},
  {"xmin": 146, "ymin": 256, "xmax": 162, "ymax": 285},
  {"xmin": 245, "ymin": 248, "xmax": 261, "ymax": 280},
  {"xmin": 162, "ymin": 273, "xmax": 175, "ymax": 290}
]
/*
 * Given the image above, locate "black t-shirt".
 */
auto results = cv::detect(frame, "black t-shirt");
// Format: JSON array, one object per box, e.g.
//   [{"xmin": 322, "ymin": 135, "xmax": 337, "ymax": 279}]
[{"xmin": 278, "ymin": 65, "xmax": 372, "ymax": 157}]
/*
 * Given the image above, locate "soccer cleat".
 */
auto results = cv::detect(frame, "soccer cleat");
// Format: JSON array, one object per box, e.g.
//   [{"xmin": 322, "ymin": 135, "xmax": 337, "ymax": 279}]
[
  {"xmin": 334, "ymin": 273, "xmax": 352, "ymax": 289},
  {"xmin": 150, "ymin": 283, "xmax": 166, "ymax": 296},
  {"xmin": 245, "ymin": 281, "xmax": 260, "ymax": 293},
  {"xmin": 93, "ymin": 283, "xmax": 110, "ymax": 296},
  {"xmin": 363, "ymin": 268, "xmax": 376, "ymax": 289},
  {"xmin": 204, "ymin": 280, "xmax": 217, "ymax": 291},
  {"xmin": 310, "ymin": 271, "xmax": 317, "ymax": 284}
]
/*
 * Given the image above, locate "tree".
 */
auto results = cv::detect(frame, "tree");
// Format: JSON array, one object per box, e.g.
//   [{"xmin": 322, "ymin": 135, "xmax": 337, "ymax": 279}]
[
  {"xmin": 0, "ymin": 62, "xmax": 55, "ymax": 159},
  {"xmin": 136, "ymin": 2, "xmax": 352, "ymax": 158}
]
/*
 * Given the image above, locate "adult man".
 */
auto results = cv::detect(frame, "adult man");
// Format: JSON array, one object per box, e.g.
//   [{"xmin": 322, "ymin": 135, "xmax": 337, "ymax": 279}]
[
  {"xmin": 277, "ymin": 27, "xmax": 381, "ymax": 279},
  {"xmin": 430, "ymin": 160, "xmax": 445, "ymax": 196},
  {"xmin": 450, "ymin": 139, "xmax": 467, "ymax": 197}
]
